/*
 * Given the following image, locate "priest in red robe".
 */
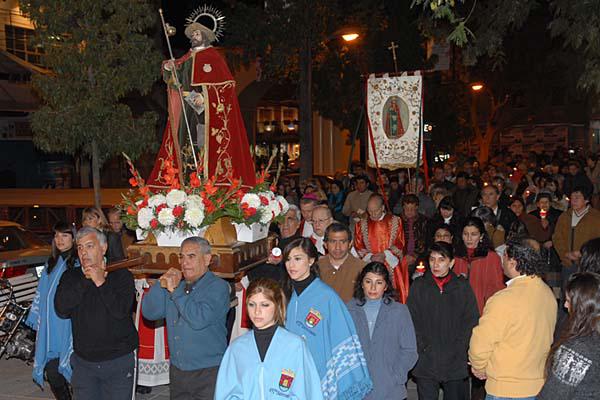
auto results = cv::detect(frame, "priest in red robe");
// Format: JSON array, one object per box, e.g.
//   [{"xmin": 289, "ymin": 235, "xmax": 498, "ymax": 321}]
[
  {"xmin": 354, "ymin": 193, "xmax": 409, "ymax": 302},
  {"xmin": 148, "ymin": 22, "xmax": 256, "ymax": 189}
]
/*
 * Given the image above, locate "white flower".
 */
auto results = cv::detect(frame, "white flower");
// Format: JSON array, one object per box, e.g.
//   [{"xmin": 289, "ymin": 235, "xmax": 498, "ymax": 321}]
[
  {"xmin": 184, "ymin": 208, "xmax": 205, "ymax": 228},
  {"xmin": 157, "ymin": 207, "xmax": 175, "ymax": 226},
  {"xmin": 137, "ymin": 207, "xmax": 153, "ymax": 229},
  {"xmin": 241, "ymin": 193, "xmax": 261, "ymax": 209},
  {"xmin": 185, "ymin": 194, "xmax": 204, "ymax": 210},
  {"xmin": 259, "ymin": 208, "xmax": 274, "ymax": 224},
  {"xmin": 259, "ymin": 191, "xmax": 275, "ymax": 202},
  {"xmin": 166, "ymin": 189, "xmax": 187, "ymax": 208},
  {"xmin": 276, "ymin": 195, "xmax": 289, "ymax": 214},
  {"xmin": 148, "ymin": 194, "xmax": 167, "ymax": 208}
]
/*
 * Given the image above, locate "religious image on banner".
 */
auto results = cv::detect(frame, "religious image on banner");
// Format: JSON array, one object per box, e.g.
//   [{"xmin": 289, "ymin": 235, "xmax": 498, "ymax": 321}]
[{"xmin": 366, "ymin": 74, "xmax": 423, "ymax": 169}]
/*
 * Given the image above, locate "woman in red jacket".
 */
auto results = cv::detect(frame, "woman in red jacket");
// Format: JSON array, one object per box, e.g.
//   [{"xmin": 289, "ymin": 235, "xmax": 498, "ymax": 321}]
[{"xmin": 454, "ymin": 217, "xmax": 505, "ymax": 314}]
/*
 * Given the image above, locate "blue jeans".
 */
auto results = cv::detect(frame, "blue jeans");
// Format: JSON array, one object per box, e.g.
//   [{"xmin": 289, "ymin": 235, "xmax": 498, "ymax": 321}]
[
  {"xmin": 486, "ymin": 395, "xmax": 536, "ymax": 400},
  {"xmin": 71, "ymin": 352, "xmax": 135, "ymax": 400}
]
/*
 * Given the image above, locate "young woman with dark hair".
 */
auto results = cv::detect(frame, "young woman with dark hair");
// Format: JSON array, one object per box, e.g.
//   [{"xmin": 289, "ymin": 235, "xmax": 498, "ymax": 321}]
[
  {"xmin": 25, "ymin": 221, "xmax": 77, "ymax": 399},
  {"xmin": 578, "ymin": 238, "xmax": 600, "ymax": 273},
  {"xmin": 427, "ymin": 196, "xmax": 463, "ymax": 244},
  {"xmin": 408, "ymin": 242, "xmax": 479, "ymax": 400},
  {"xmin": 282, "ymin": 238, "xmax": 372, "ymax": 400},
  {"xmin": 454, "ymin": 217, "xmax": 505, "ymax": 314},
  {"xmin": 215, "ymin": 278, "xmax": 323, "ymax": 399},
  {"xmin": 538, "ymin": 272, "xmax": 600, "ymax": 399},
  {"xmin": 347, "ymin": 262, "xmax": 417, "ymax": 400}
]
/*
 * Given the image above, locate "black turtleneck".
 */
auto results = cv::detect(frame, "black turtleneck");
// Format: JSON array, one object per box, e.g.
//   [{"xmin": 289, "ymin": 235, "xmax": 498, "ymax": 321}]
[
  {"xmin": 292, "ymin": 272, "xmax": 316, "ymax": 296},
  {"xmin": 254, "ymin": 324, "xmax": 278, "ymax": 361}
]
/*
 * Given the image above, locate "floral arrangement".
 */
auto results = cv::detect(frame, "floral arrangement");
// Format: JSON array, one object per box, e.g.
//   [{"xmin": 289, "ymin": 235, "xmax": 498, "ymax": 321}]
[{"xmin": 119, "ymin": 154, "xmax": 289, "ymax": 236}]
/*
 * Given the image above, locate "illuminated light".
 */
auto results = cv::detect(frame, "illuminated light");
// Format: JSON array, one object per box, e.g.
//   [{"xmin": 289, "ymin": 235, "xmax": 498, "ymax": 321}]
[
  {"xmin": 33, "ymin": 204, "xmax": 40, "ymax": 208},
  {"xmin": 513, "ymin": 167, "xmax": 517, "ymax": 171},
  {"xmin": 342, "ymin": 33, "xmax": 359, "ymax": 42},
  {"xmin": 484, "ymin": 182, "xmax": 489, "ymax": 186},
  {"xmin": 471, "ymin": 83, "xmax": 484, "ymax": 91}
]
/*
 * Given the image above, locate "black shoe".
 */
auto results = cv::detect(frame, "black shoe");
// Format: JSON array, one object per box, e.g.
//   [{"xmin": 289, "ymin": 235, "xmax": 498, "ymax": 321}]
[{"xmin": 136, "ymin": 385, "xmax": 152, "ymax": 394}]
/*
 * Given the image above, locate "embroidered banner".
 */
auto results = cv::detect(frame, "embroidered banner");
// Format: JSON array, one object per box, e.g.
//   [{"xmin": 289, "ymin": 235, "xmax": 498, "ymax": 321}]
[{"xmin": 366, "ymin": 74, "xmax": 423, "ymax": 169}]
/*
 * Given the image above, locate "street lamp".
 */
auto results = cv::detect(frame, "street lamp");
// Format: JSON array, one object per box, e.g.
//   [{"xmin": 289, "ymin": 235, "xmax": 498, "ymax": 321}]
[
  {"xmin": 299, "ymin": 28, "xmax": 361, "ymax": 180},
  {"xmin": 471, "ymin": 82, "xmax": 484, "ymax": 92},
  {"xmin": 342, "ymin": 33, "xmax": 359, "ymax": 42}
]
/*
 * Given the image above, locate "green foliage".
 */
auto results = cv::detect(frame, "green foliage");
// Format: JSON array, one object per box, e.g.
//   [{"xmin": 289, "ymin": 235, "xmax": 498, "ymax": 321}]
[
  {"xmin": 413, "ymin": 0, "xmax": 600, "ymax": 94},
  {"xmin": 225, "ymin": 0, "xmax": 390, "ymax": 129},
  {"xmin": 550, "ymin": 0, "xmax": 600, "ymax": 93},
  {"xmin": 20, "ymin": 0, "xmax": 162, "ymax": 162}
]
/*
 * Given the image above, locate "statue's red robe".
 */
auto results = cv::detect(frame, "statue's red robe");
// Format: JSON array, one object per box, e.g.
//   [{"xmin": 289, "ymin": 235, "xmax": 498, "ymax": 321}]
[{"xmin": 148, "ymin": 46, "xmax": 256, "ymax": 188}]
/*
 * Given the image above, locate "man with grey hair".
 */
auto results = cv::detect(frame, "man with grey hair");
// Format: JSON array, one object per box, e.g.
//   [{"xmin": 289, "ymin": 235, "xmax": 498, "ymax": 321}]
[
  {"xmin": 55, "ymin": 227, "xmax": 138, "ymax": 400},
  {"xmin": 142, "ymin": 236, "xmax": 230, "ymax": 400}
]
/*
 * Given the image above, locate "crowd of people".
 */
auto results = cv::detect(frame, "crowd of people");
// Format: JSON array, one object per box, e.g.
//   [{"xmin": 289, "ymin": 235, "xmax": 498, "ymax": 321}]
[{"xmin": 23, "ymin": 149, "xmax": 600, "ymax": 400}]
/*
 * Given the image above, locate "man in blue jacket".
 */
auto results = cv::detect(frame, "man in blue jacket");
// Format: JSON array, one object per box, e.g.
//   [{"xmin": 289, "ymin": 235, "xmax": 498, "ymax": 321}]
[{"xmin": 142, "ymin": 236, "xmax": 230, "ymax": 400}]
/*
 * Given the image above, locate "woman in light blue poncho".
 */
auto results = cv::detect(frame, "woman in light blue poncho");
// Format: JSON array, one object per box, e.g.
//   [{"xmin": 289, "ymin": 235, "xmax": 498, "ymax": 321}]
[
  {"xmin": 215, "ymin": 278, "xmax": 323, "ymax": 399},
  {"xmin": 282, "ymin": 238, "xmax": 372, "ymax": 400},
  {"xmin": 25, "ymin": 221, "xmax": 75, "ymax": 400}
]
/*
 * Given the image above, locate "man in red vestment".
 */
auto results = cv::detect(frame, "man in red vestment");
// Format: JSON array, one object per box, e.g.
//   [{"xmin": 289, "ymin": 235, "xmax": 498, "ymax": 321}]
[
  {"xmin": 148, "ymin": 22, "xmax": 256, "ymax": 188},
  {"xmin": 354, "ymin": 193, "xmax": 409, "ymax": 302}
]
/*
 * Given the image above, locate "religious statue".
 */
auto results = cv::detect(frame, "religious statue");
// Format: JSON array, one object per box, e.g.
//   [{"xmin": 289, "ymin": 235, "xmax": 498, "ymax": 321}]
[
  {"xmin": 147, "ymin": 12, "xmax": 256, "ymax": 189},
  {"xmin": 383, "ymin": 96, "xmax": 408, "ymax": 139}
]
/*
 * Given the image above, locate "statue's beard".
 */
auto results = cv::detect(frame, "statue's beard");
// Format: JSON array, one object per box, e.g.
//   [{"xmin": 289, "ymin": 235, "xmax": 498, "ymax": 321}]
[{"xmin": 191, "ymin": 38, "xmax": 204, "ymax": 48}]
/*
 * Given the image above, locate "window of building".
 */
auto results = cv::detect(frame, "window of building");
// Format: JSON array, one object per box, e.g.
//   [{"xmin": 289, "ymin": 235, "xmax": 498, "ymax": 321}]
[{"xmin": 5, "ymin": 25, "xmax": 44, "ymax": 67}]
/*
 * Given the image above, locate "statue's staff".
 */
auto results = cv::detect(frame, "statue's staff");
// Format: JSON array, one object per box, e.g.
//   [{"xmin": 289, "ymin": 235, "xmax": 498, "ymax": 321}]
[{"xmin": 158, "ymin": 8, "xmax": 199, "ymax": 171}]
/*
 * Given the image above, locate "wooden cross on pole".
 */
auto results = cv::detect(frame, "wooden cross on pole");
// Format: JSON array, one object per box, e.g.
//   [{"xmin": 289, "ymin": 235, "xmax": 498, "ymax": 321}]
[{"xmin": 388, "ymin": 41, "xmax": 399, "ymax": 73}]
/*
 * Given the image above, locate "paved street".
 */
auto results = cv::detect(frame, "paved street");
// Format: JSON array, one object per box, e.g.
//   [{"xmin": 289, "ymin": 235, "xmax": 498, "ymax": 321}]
[{"xmin": 0, "ymin": 357, "xmax": 420, "ymax": 399}]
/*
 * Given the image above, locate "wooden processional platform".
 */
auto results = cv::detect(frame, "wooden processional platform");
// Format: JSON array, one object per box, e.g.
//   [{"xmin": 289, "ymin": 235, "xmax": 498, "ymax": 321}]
[{"xmin": 110, "ymin": 218, "xmax": 274, "ymax": 281}]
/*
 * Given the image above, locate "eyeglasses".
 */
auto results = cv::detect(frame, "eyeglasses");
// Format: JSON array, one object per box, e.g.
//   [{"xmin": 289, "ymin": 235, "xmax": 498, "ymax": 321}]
[{"xmin": 435, "ymin": 233, "xmax": 452, "ymax": 239}]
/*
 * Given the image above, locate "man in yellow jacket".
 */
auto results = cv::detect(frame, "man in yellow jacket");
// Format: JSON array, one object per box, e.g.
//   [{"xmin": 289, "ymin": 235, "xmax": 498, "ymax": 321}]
[{"xmin": 469, "ymin": 237, "xmax": 557, "ymax": 400}]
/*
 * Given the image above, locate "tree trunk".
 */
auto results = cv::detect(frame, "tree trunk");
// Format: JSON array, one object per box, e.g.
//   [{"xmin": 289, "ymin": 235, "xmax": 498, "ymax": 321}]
[
  {"xmin": 91, "ymin": 139, "xmax": 102, "ymax": 209},
  {"xmin": 298, "ymin": 24, "xmax": 313, "ymax": 181},
  {"xmin": 478, "ymin": 124, "xmax": 496, "ymax": 164}
]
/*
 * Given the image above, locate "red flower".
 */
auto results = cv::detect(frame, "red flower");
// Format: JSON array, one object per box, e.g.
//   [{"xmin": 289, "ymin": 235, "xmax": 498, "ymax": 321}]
[
  {"xmin": 127, "ymin": 206, "xmax": 136, "ymax": 215},
  {"xmin": 243, "ymin": 206, "xmax": 257, "ymax": 218},
  {"xmin": 203, "ymin": 198, "xmax": 216, "ymax": 213},
  {"xmin": 235, "ymin": 190, "xmax": 245, "ymax": 200},
  {"xmin": 190, "ymin": 172, "xmax": 201, "ymax": 188},
  {"xmin": 129, "ymin": 177, "xmax": 138, "ymax": 187},
  {"xmin": 150, "ymin": 219, "xmax": 159, "ymax": 229},
  {"xmin": 205, "ymin": 180, "xmax": 218, "ymax": 196},
  {"xmin": 156, "ymin": 203, "xmax": 168, "ymax": 213},
  {"xmin": 259, "ymin": 196, "xmax": 269, "ymax": 206},
  {"xmin": 139, "ymin": 186, "xmax": 149, "ymax": 196},
  {"xmin": 172, "ymin": 206, "xmax": 184, "ymax": 217}
]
